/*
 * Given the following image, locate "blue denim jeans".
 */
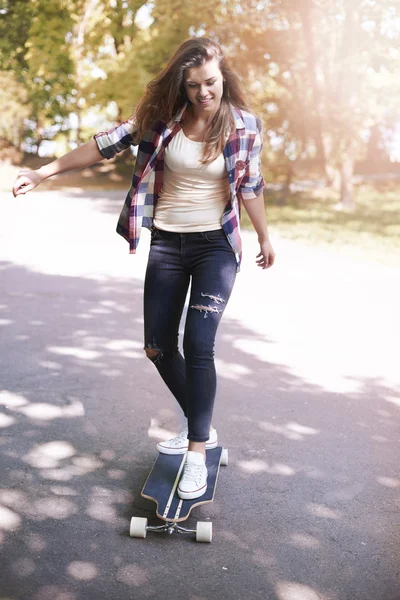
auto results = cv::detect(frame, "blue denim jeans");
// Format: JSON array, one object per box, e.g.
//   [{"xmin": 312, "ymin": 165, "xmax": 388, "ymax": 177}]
[{"xmin": 144, "ymin": 226, "xmax": 237, "ymax": 442}]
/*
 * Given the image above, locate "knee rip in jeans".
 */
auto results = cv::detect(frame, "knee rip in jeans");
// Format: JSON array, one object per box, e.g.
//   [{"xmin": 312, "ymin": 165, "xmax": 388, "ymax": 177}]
[
  {"xmin": 144, "ymin": 347, "xmax": 162, "ymax": 364},
  {"xmin": 145, "ymin": 345, "xmax": 179, "ymax": 365},
  {"xmin": 190, "ymin": 292, "xmax": 226, "ymax": 319}
]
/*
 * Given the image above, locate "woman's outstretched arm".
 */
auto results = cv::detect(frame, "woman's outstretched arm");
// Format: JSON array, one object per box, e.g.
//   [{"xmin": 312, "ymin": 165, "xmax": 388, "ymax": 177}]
[{"xmin": 12, "ymin": 138, "xmax": 104, "ymax": 197}]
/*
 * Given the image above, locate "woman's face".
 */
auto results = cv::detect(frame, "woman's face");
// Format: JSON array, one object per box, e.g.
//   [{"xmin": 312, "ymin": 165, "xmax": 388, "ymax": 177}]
[{"xmin": 183, "ymin": 58, "xmax": 224, "ymax": 114}]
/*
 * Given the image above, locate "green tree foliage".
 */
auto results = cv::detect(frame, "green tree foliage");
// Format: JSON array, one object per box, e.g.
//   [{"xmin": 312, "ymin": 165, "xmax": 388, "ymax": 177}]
[
  {"xmin": 140, "ymin": 0, "xmax": 219, "ymax": 74},
  {"xmin": 0, "ymin": 0, "xmax": 35, "ymax": 71},
  {"xmin": 25, "ymin": 1, "xmax": 75, "ymax": 145},
  {"xmin": 0, "ymin": 0, "xmax": 75, "ymax": 153},
  {"xmin": 0, "ymin": 71, "xmax": 31, "ymax": 158},
  {"xmin": 78, "ymin": 0, "xmax": 150, "ymax": 121}
]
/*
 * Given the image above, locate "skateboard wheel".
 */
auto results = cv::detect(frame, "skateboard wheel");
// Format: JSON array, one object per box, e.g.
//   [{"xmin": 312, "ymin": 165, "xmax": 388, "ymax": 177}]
[
  {"xmin": 130, "ymin": 517, "xmax": 148, "ymax": 538},
  {"xmin": 196, "ymin": 521, "xmax": 212, "ymax": 543},
  {"xmin": 220, "ymin": 448, "xmax": 228, "ymax": 466}
]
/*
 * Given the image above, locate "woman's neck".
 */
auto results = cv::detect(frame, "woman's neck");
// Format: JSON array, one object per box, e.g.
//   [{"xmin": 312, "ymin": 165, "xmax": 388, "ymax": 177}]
[{"xmin": 185, "ymin": 104, "xmax": 217, "ymax": 125}]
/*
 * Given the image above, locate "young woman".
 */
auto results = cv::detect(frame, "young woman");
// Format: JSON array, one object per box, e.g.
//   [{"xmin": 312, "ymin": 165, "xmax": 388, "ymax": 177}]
[{"xmin": 12, "ymin": 37, "xmax": 275, "ymax": 500}]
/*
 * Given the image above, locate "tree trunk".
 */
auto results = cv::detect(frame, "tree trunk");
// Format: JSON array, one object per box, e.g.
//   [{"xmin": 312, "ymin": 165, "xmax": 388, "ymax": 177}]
[
  {"xmin": 298, "ymin": 0, "xmax": 331, "ymax": 184},
  {"xmin": 335, "ymin": 0, "xmax": 358, "ymax": 211},
  {"xmin": 338, "ymin": 153, "xmax": 355, "ymax": 211},
  {"xmin": 34, "ymin": 115, "xmax": 44, "ymax": 155},
  {"xmin": 74, "ymin": 0, "xmax": 98, "ymax": 144},
  {"xmin": 326, "ymin": 164, "xmax": 341, "ymax": 191},
  {"xmin": 116, "ymin": 104, "xmax": 122, "ymax": 125},
  {"xmin": 279, "ymin": 162, "xmax": 294, "ymax": 206}
]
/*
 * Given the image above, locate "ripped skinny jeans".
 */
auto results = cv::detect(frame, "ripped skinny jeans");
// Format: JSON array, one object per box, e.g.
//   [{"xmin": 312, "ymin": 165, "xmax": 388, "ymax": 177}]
[{"xmin": 144, "ymin": 226, "xmax": 237, "ymax": 442}]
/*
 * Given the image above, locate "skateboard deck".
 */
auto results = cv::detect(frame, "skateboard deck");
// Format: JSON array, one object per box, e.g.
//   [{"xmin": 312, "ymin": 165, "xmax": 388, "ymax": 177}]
[{"xmin": 141, "ymin": 446, "xmax": 223, "ymax": 523}]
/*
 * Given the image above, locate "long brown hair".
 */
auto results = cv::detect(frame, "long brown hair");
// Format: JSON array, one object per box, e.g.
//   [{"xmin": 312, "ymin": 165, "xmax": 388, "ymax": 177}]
[{"xmin": 134, "ymin": 37, "xmax": 251, "ymax": 163}]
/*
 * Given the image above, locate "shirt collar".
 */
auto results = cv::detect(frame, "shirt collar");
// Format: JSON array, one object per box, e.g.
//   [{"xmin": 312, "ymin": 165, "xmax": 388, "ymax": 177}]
[
  {"xmin": 173, "ymin": 102, "xmax": 245, "ymax": 131},
  {"xmin": 173, "ymin": 103, "xmax": 187, "ymax": 122},
  {"xmin": 231, "ymin": 106, "xmax": 245, "ymax": 130}
]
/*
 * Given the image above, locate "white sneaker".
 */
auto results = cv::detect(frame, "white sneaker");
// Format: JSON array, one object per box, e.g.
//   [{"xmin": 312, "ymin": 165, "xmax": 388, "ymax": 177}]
[
  {"xmin": 178, "ymin": 451, "xmax": 208, "ymax": 500},
  {"xmin": 156, "ymin": 428, "xmax": 218, "ymax": 455}
]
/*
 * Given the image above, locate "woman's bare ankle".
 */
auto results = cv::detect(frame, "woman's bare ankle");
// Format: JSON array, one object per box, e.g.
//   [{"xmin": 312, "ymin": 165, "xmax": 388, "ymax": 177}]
[{"xmin": 188, "ymin": 440, "xmax": 206, "ymax": 458}]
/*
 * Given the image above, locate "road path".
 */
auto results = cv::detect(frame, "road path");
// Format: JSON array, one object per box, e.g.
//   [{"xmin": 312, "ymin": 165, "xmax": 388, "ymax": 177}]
[{"xmin": 0, "ymin": 189, "xmax": 399, "ymax": 600}]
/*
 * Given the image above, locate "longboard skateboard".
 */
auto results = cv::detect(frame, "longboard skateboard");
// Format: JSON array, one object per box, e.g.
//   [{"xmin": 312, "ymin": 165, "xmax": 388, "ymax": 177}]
[{"xmin": 130, "ymin": 446, "xmax": 228, "ymax": 542}]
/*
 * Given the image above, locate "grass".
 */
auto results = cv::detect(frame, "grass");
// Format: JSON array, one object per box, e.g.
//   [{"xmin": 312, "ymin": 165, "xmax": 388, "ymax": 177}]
[{"xmin": 240, "ymin": 182, "xmax": 400, "ymax": 267}]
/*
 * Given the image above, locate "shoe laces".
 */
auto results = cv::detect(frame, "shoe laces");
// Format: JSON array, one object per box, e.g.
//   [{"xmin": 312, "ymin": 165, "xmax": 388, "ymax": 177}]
[
  {"xmin": 170, "ymin": 430, "xmax": 188, "ymax": 446},
  {"xmin": 181, "ymin": 462, "xmax": 204, "ymax": 484}
]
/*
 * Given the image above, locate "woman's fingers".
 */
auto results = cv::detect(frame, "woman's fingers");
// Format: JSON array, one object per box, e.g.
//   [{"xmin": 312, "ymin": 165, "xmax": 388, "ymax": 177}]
[
  {"xmin": 12, "ymin": 170, "xmax": 42, "ymax": 197},
  {"xmin": 255, "ymin": 252, "xmax": 267, "ymax": 268},
  {"xmin": 13, "ymin": 176, "xmax": 31, "ymax": 196},
  {"xmin": 256, "ymin": 249, "xmax": 275, "ymax": 269}
]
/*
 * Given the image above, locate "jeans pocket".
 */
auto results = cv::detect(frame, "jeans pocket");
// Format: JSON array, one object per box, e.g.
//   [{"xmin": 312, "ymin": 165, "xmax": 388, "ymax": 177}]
[
  {"xmin": 151, "ymin": 226, "xmax": 161, "ymax": 241},
  {"xmin": 204, "ymin": 229, "xmax": 226, "ymax": 243}
]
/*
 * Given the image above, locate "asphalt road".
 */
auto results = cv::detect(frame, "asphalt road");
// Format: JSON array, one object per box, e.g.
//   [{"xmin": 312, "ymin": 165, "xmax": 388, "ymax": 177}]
[{"xmin": 0, "ymin": 188, "xmax": 399, "ymax": 600}]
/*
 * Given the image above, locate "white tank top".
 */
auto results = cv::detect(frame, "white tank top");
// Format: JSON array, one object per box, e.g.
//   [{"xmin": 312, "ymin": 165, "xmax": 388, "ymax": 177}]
[{"xmin": 153, "ymin": 128, "xmax": 230, "ymax": 232}]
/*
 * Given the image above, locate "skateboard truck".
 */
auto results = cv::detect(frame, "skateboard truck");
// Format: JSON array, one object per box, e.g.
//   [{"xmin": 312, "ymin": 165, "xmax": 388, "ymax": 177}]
[
  {"xmin": 149, "ymin": 522, "xmax": 198, "ymax": 536},
  {"xmin": 130, "ymin": 516, "xmax": 213, "ymax": 542}
]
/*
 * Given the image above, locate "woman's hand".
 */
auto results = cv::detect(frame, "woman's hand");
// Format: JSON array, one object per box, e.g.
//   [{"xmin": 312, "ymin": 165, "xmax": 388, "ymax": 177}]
[
  {"xmin": 256, "ymin": 238, "xmax": 276, "ymax": 269},
  {"xmin": 12, "ymin": 169, "xmax": 46, "ymax": 197}
]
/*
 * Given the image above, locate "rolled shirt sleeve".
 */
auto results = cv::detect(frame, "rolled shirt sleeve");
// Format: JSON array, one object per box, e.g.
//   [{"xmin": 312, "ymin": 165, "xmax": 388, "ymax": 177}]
[
  {"xmin": 238, "ymin": 116, "xmax": 265, "ymax": 201},
  {"xmin": 93, "ymin": 116, "xmax": 138, "ymax": 160}
]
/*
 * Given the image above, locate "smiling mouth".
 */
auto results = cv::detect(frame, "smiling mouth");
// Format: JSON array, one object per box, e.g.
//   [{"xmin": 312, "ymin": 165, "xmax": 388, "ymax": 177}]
[{"xmin": 198, "ymin": 98, "xmax": 212, "ymax": 103}]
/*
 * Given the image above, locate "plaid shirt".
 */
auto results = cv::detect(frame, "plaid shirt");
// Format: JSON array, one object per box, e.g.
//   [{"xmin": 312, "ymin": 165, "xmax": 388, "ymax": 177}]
[{"xmin": 93, "ymin": 103, "xmax": 265, "ymax": 270}]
